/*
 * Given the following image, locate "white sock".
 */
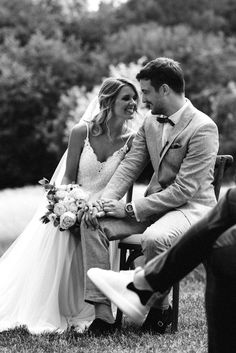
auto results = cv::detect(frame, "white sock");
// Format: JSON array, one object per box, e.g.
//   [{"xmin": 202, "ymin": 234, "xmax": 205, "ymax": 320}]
[{"xmin": 133, "ymin": 267, "xmax": 153, "ymax": 291}]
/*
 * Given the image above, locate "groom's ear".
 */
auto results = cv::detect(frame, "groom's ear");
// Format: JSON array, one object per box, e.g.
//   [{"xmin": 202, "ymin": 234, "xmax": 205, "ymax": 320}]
[{"xmin": 161, "ymin": 84, "xmax": 170, "ymax": 96}]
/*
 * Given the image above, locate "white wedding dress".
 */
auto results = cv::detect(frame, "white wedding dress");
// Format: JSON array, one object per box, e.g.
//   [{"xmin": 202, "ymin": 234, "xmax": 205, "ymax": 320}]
[{"xmin": 0, "ymin": 123, "xmax": 131, "ymax": 334}]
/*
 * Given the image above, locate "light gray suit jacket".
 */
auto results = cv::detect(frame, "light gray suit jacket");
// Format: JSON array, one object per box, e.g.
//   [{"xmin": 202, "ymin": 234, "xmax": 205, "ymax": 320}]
[{"xmin": 102, "ymin": 100, "xmax": 219, "ymax": 223}]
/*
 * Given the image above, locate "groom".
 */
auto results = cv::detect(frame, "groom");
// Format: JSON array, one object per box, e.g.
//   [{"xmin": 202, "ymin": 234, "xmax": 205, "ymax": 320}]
[{"xmin": 80, "ymin": 57, "xmax": 219, "ymax": 335}]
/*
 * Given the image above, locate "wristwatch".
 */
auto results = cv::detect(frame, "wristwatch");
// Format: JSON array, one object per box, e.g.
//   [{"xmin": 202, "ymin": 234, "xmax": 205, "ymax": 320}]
[{"xmin": 125, "ymin": 202, "xmax": 135, "ymax": 218}]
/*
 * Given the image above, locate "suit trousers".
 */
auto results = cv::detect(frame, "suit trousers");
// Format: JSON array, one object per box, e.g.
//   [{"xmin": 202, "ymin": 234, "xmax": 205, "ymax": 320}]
[
  {"xmin": 80, "ymin": 209, "xmax": 193, "ymax": 305},
  {"xmin": 144, "ymin": 188, "xmax": 236, "ymax": 353}
]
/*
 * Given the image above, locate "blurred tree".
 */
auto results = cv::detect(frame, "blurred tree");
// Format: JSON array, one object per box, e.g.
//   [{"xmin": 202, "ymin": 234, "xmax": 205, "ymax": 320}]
[
  {"xmin": 62, "ymin": 11, "xmax": 111, "ymax": 49},
  {"xmin": 113, "ymin": 0, "xmax": 236, "ymax": 34},
  {"xmin": 0, "ymin": 0, "xmax": 62, "ymax": 45},
  {"xmin": 0, "ymin": 31, "xmax": 109, "ymax": 188},
  {"xmin": 105, "ymin": 23, "xmax": 236, "ymax": 112},
  {"xmin": 1, "ymin": 0, "xmax": 236, "ymax": 187},
  {"xmin": 0, "ymin": 55, "xmax": 57, "ymax": 187},
  {"xmin": 213, "ymin": 0, "xmax": 236, "ymax": 35}
]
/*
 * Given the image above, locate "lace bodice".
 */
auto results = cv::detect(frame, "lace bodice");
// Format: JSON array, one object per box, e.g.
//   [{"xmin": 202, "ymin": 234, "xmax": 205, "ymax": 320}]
[{"xmin": 77, "ymin": 124, "xmax": 131, "ymax": 201}]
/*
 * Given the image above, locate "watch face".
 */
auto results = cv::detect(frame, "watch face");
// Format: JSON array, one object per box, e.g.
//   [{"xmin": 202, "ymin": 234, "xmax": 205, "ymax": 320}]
[{"xmin": 126, "ymin": 204, "xmax": 133, "ymax": 212}]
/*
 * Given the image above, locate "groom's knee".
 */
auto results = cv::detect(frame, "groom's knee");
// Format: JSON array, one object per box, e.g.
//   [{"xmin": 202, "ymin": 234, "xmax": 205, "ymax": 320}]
[{"xmin": 141, "ymin": 228, "xmax": 171, "ymax": 261}]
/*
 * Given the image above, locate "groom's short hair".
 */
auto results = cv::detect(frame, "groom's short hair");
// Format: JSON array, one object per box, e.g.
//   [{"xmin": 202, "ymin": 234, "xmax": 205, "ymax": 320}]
[{"xmin": 136, "ymin": 57, "xmax": 185, "ymax": 94}]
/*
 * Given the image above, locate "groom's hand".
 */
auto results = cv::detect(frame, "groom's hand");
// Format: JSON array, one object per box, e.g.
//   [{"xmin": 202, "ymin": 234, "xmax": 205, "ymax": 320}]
[
  {"xmin": 83, "ymin": 199, "xmax": 127, "ymax": 229},
  {"xmin": 102, "ymin": 199, "xmax": 126, "ymax": 218}
]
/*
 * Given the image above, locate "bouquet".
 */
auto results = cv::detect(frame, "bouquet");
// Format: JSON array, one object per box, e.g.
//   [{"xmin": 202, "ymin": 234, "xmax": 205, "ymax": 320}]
[{"xmin": 39, "ymin": 178, "xmax": 89, "ymax": 231}]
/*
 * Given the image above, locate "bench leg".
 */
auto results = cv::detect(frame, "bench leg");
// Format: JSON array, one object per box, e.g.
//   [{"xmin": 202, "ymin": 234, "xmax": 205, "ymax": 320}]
[
  {"xmin": 115, "ymin": 248, "xmax": 127, "ymax": 325},
  {"xmin": 171, "ymin": 282, "xmax": 179, "ymax": 333}
]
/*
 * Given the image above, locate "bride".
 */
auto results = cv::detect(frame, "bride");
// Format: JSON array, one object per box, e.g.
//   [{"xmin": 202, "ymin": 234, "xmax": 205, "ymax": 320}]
[{"xmin": 0, "ymin": 77, "xmax": 139, "ymax": 334}]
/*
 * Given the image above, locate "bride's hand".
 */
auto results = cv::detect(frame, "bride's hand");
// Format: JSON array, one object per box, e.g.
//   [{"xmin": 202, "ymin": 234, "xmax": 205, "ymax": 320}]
[
  {"xmin": 83, "ymin": 203, "xmax": 101, "ymax": 230},
  {"xmin": 92, "ymin": 200, "xmax": 106, "ymax": 218}
]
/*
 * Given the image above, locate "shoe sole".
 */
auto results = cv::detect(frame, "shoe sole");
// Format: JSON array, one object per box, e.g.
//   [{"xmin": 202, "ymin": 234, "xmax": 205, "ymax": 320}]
[{"xmin": 87, "ymin": 268, "xmax": 148, "ymax": 325}]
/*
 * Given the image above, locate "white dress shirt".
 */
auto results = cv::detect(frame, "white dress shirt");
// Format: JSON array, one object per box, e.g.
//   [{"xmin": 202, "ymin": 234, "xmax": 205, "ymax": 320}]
[{"xmin": 161, "ymin": 99, "xmax": 188, "ymax": 147}]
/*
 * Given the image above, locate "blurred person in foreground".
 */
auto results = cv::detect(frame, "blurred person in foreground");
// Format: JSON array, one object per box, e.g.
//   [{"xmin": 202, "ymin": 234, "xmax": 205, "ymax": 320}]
[{"xmin": 88, "ymin": 187, "xmax": 236, "ymax": 353}]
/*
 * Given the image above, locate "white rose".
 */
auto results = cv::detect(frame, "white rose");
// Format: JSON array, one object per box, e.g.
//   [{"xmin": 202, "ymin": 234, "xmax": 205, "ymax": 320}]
[
  {"xmin": 48, "ymin": 213, "xmax": 57, "ymax": 222},
  {"xmin": 63, "ymin": 196, "xmax": 75, "ymax": 203},
  {"xmin": 67, "ymin": 201, "xmax": 78, "ymax": 213},
  {"xmin": 69, "ymin": 188, "xmax": 88, "ymax": 201},
  {"xmin": 58, "ymin": 184, "xmax": 69, "ymax": 191},
  {"xmin": 55, "ymin": 190, "xmax": 68, "ymax": 199},
  {"xmin": 60, "ymin": 211, "xmax": 76, "ymax": 230},
  {"xmin": 54, "ymin": 202, "xmax": 67, "ymax": 216}
]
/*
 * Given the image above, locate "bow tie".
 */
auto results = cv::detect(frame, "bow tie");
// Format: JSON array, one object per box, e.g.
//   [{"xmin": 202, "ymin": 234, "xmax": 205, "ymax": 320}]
[{"xmin": 156, "ymin": 115, "xmax": 175, "ymax": 127}]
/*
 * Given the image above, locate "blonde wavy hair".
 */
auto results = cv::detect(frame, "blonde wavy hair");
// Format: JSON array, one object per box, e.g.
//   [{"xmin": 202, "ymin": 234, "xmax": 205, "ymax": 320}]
[{"xmin": 90, "ymin": 77, "xmax": 139, "ymax": 137}]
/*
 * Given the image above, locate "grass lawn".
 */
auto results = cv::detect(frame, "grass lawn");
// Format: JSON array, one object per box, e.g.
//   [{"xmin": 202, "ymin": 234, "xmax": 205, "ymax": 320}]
[
  {"xmin": 0, "ymin": 276, "xmax": 207, "ymax": 353},
  {"xmin": 0, "ymin": 183, "xmax": 231, "ymax": 352}
]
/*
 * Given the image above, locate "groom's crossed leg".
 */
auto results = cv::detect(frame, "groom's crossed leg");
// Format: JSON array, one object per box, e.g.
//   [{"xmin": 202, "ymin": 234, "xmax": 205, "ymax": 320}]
[{"xmin": 139, "ymin": 209, "xmax": 191, "ymax": 331}]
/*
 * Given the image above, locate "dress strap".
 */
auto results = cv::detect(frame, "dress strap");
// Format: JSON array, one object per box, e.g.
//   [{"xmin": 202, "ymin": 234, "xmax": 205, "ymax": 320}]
[{"xmin": 85, "ymin": 122, "xmax": 90, "ymax": 140}]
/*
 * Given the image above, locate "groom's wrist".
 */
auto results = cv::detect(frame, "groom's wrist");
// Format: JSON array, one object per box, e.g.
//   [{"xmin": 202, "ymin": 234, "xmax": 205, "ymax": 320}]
[{"xmin": 125, "ymin": 202, "xmax": 135, "ymax": 218}]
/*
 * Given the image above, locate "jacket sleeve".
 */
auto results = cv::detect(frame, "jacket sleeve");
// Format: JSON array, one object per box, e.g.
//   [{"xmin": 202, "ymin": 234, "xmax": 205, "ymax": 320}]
[
  {"xmin": 134, "ymin": 121, "xmax": 219, "ymax": 222},
  {"xmin": 101, "ymin": 122, "xmax": 150, "ymax": 200}
]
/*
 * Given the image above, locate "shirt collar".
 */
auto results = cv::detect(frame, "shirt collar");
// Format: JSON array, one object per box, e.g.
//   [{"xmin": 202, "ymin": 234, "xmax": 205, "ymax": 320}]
[{"xmin": 168, "ymin": 98, "xmax": 189, "ymax": 125}]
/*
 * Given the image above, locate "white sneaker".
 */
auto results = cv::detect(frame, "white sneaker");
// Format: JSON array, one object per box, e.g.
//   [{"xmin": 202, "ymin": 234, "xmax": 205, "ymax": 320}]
[{"xmin": 87, "ymin": 268, "xmax": 150, "ymax": 325}]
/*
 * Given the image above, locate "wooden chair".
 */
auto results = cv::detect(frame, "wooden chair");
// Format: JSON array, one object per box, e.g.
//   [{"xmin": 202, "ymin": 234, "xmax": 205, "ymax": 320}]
[{"xmin": 115, "ymin": 154, "xmax": 234, "ymax": 332}]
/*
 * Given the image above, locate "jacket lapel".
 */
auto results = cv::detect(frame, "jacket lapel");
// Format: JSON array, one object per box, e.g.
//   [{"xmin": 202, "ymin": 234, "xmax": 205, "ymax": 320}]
[{"xmin": 159, "ymin": 102, "xmax": 195, "ymax": 164}]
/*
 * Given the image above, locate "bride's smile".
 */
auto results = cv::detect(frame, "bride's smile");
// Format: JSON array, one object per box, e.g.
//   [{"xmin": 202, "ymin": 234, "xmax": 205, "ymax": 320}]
[{"xmin": 113, "ymin": 85, "xmax": 138, "ymax": 120}]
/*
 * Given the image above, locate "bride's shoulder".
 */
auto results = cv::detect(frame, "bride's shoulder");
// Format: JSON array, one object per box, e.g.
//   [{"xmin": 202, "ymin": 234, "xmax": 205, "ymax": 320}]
[
  {"xmin": 70, "ymin": 123, "xmax": 88, "ymax": 139},
  {"xmin": 67, "ymin": 123, "xmax": 89, "ymax": 151}
]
